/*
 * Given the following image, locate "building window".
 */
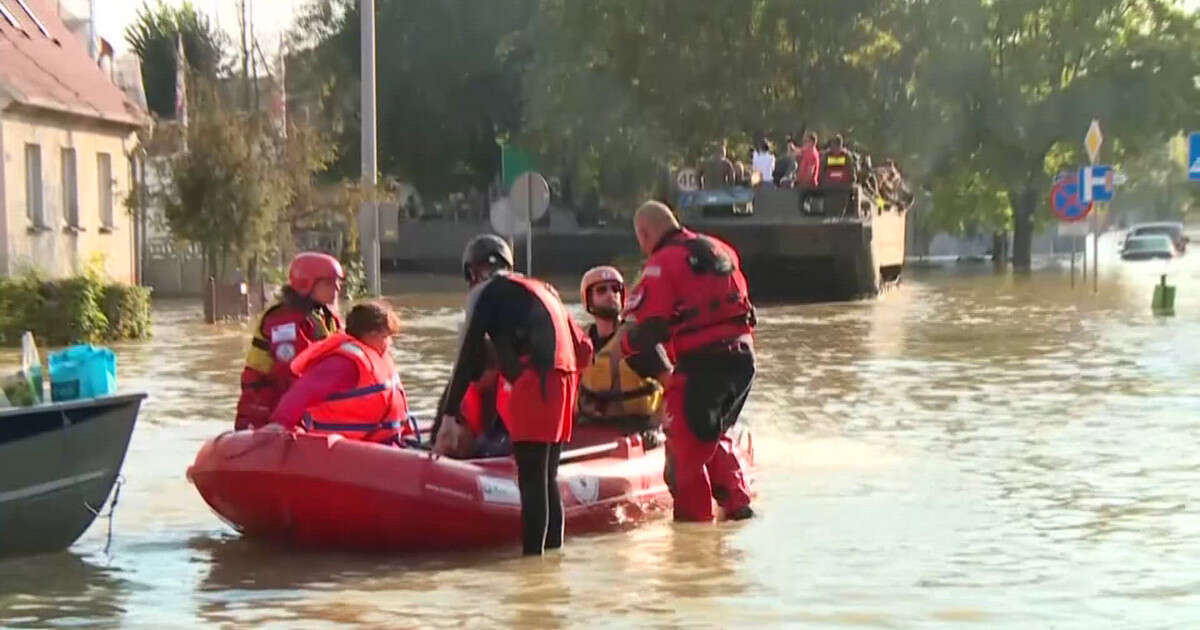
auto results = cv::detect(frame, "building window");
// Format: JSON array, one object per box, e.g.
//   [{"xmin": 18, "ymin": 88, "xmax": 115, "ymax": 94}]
[
  {"xmin": 98, "ymin": 153, "xmax": 114, "ymax": 230},
  {"xmin": 62, "ymin": 148, "xmax": 79, "ymax": 228},
  {"xmin": 24, "ymin": 143, "xmax": 44, "ymax": 228}
]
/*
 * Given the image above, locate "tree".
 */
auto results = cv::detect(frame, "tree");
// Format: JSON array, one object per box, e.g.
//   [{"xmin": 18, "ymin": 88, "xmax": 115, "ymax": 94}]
[
  {"xmin": 1108, "ymin": 136, "xmax": 1200, "ymax": 223},
  {"xmin": 283, "ymin": 0, "xmax": 1200, "ymax": 250},
  {"xmin": 159, "ymin": 86, "xmax": 288, "ymax": 278},
  {"xmin": 125, "ymin": 1, "xmax": 228, "ymax": 119},
  {"xmin": 519, "ymin": 0, "xmax": 931, "ymax": 213},
  {"xmin": 289, "ymin": 0, "xmax": 536, "ymax": 196},
  {"xmin": 158, "ymin": 83, "xmax": 342, "ymax": 280},
  {"xmin": 903, "ymin": 0, "xmax": 1200, "ymax": 269}
]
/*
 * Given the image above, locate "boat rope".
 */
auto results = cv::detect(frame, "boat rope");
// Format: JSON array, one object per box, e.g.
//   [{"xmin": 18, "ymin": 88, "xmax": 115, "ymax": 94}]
[{"xmin": 83, "ymin": 475, "xmax": 124, "ymax": 557}]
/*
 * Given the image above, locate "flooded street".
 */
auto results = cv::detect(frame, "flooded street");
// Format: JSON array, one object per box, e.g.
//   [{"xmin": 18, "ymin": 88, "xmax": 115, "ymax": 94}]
[{"xmin": 4, "ymin": 236, "xmax": 1200, "ymax": 629}]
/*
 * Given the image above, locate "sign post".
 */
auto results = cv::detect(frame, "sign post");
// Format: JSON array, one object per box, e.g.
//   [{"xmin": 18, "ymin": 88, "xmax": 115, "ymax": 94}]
[
  {"xmin": 510, "ymin": 172, "xmax": 550, "ymax": 275},
  {"xmin": 1188, "ymin": 132, "xmax": 1200, "ymax": 182},
  {"xmin": 1058, "ymin": 221, "xmax": 1090, "ymax": 287},
  {"xmin": 1051, "ymin": 173, "xmax": 1092, "ymax": 288},
  {"xmin": 359, "ymin": 0, "xmax": 380, "ymax": 296},
  {"xmin": 1084, "ymin": 120, "xmax": 1104, "ymax": 293}
]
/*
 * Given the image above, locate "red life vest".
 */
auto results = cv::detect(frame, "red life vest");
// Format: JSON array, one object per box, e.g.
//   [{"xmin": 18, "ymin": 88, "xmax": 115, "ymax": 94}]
[
  {"xmin": 657, "ymin": 230, "xmax": 754, "ymax": 356},
  {"xmin": 289, "ymin": 333, "xmax": 411, "ymax": 443},
  {"xmin": 459, "ymin": 374, "xmax": 511, "ymax": 435},
  {"xmin": 503, "ymin": 273, "xmax": 586, "ymax": 373}
]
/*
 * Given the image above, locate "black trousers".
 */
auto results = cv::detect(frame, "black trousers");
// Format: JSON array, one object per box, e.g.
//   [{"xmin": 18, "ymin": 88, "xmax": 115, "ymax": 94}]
[
  {"xmin": 512, "ymin": 442, "xmax": 564, "ymax": 555},
  {"xmin": 675, "ymin": 343, "xmax": 756, "ymax": 442}
]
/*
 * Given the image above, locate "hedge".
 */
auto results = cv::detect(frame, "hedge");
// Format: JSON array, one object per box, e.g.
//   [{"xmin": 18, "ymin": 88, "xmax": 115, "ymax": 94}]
[{"xmin": 0, "ymin": 273, "xmax": 152, "ymax": 347}]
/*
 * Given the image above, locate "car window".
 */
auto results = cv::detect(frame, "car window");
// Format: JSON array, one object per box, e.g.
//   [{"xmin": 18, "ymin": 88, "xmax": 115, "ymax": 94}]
[{"xmin": 1125, "ymin": 237, "xmax": 1172, "ymax": 251}]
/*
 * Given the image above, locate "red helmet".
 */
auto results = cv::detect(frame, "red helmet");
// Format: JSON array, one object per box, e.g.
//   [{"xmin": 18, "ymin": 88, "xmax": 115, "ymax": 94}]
[
  {"xmin": 288, "ymin": 252, "xmax": 344, "ymax": 296},
  {"xmin": 579, "ymin": 265, "xmax": 624, "ymax": 312}
]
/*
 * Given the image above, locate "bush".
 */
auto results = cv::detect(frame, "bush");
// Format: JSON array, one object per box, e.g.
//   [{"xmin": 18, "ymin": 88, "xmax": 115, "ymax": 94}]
[
  {"xmin": 39, "ymin": 277, "xmax": 110, "ymax": 345},
  {"xmin": 0, "ymin": 274, "xmax": 44, "ymax": 345},
  {"xmin": 101, "ymin": 284, "xmax": 152, "ymax": 341},
  {"xmin": 0, "ymin": 273, "xmax": 152, "ymax": 347}
]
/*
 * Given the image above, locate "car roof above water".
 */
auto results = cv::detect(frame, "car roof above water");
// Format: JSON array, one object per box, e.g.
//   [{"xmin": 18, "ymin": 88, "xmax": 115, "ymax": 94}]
[{"xmin": 1129, "ymin": 222, "xmax": 1184, "ymax": 232}]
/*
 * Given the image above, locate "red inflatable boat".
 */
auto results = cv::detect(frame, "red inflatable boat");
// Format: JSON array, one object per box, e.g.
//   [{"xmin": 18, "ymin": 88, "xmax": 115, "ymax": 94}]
[{"xmin": 187, "ymin": 423, "xmax": 754, "ymax": 551}]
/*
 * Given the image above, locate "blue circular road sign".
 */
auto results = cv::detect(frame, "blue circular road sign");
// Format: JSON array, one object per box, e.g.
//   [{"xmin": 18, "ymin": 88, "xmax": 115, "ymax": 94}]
[{"xmin": 1051, "ymin": 175, "xmax": 1092, "ymax": 222}]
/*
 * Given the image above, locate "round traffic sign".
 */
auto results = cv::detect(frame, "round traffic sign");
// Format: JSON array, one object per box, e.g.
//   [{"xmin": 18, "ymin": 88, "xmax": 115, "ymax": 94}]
[
  {"xmin": 676, "ymin": 168, "xmax": 700, "ymax": 192},
  {"xmin": 510, "ymin": 172, "xmax": 550, "ymax": 221},
  {"xmin": 489, "ymin": 197, "xmax": 526, "ymax": 236},
  {"xmin": 1051, "ymin": 174, "xmax": 1092, "ymax": 223}
]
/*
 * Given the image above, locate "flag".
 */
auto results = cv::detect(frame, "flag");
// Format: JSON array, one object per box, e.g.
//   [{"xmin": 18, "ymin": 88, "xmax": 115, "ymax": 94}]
[
  {"xmin": 501, "ymin": 144, "xmax": 536, "ymax": 190},
  {"xmin": 175, "ymin": 33, "xmax": 188, "ymax": 129}
]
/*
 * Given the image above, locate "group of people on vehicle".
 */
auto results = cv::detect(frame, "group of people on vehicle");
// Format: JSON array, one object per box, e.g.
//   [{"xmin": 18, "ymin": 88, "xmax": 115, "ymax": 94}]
[
  {"xmin": 233, "ymin": 200, "xmax": 758, "ymax": 555},
  {"xmin": 700, "ymin": 133, "xmax": 915, "ymax": 217}
]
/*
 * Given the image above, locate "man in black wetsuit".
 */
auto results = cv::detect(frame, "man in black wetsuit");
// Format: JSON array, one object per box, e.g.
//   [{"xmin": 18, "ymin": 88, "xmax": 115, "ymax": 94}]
[{"xmin": 434, "ymin": 234, "xmax": 590, "ymax": 555}]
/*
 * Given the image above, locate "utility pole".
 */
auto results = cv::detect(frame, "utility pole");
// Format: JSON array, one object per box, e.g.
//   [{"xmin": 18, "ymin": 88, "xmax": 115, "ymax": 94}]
[
  {"xmin": 360, "ymin": 0, "xmax": 381, "ymax": 296},
  {"xmin": 237, "ymin": 0, "xmax": 250, "ymax": 109},
  {"xmin": 249, "ymin": 0, "xmax": 259, "ymax": 113}
]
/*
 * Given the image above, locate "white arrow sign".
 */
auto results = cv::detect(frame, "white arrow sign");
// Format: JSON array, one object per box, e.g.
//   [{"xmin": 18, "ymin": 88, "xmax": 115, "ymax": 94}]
[{"xmin": 1079, "ymin": 166, "xmax": 1114, "ymax": 203}]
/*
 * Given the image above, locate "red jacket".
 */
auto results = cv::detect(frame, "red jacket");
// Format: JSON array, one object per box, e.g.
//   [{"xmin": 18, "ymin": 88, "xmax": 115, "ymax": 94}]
[
  {"xmin": 235, "ymin": 301, "xmax": 341, "ymax": 430},
  {"xmin": 622, "ymin": 228, "xmax": 754, "ymax": 363}
]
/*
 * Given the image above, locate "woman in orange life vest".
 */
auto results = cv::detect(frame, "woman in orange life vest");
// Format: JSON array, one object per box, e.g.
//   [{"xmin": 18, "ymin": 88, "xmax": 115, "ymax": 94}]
[
  {"xmin": 263, "ymin": 300, "xmax": 415, "ymax": 444},
  {"xmin": 235, "ymin": 252, "xmax": 345, "ymax": 430}
]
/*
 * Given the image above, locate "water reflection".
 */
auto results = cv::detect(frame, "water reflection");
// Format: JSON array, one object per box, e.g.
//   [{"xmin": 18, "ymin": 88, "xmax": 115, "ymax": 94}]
[
  {"xmin": 502, "ymin": 555, "xmax": 571, "ymax": 629},
  {"xmin": 0, "ymin": 552, "xmax": 126, "ymax": 628}
]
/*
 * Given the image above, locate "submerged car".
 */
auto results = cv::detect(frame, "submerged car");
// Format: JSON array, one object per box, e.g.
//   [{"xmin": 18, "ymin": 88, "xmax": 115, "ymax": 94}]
[
  {"xmin": 1120, "ymin": 235, "xmax": 1177, "ymax": 261},
  {"xmin": 1126, "ymin": 222, "xmax": 1189, "ymax": 253}
]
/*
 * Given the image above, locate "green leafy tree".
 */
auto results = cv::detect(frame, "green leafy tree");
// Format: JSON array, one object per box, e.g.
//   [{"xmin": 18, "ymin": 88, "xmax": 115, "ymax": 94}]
[
  {"xmin": 284, "ymin": 0, "xmax": 1200, "ymax": 256},
  {"xmin": 903, "ymin": 0, "xmax": 1200, "ymax": 269},
  {"xmin": 1108, "ymin": 136, "xmax": 1200, "ymax": 223},
  {"xmin": 519, "ymin": 0, "xmax": 933, "ymax": 214},
  {"xmin": 125, "ymin": 1, "xmax": 228, "ymax": 119},
  {"xmin": 158, "ymin": 78, "xmax": 352, "ymax": 282},
  {"xmin": 159, "ymin": 86, "xmax": 288, "ymax": 278},
  {"xmin": 289, "ymin": 0, "xmax": 536, "ymax": 196}
]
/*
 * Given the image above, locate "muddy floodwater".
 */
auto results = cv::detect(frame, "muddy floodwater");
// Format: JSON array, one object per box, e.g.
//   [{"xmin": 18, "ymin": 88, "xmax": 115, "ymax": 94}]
[{"xmin": 3, "ymin": 235, "xmax": 1200, "ymax": 629}]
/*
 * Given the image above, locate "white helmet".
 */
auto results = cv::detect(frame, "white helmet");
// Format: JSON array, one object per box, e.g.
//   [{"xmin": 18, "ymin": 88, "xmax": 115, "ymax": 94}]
[{"xmin": 579, "ymin": 265, "xmax": 624, "ymax": 313}]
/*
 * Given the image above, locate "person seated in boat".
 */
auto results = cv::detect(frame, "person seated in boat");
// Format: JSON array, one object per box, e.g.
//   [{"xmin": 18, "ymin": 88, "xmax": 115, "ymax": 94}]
[
  {"xmin": 264, "ymin": 300, "xmax": 414, "ymax": 444},
  {"xmin": 576, "ymin": 266, "xmax": 664, "ymax": 434},
  {"xmin": 436, "ymin": 339, "xmax": 514, "ymax": 458},
  {"xmin": 235, "ymin": 252, "xmax": 344, "ymax": 430}
]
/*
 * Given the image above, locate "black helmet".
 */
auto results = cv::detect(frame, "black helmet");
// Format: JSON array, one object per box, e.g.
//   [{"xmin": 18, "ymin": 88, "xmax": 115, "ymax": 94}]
[{"xmin": 461, "ymin": 234, "xmax": 514, "ymax": 281}]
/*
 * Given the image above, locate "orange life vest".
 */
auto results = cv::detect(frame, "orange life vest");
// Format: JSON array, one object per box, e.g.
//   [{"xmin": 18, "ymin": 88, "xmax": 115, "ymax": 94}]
[{"xmin": 289, "ymin": 333, "xmax": 411, "ymax": 443}]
